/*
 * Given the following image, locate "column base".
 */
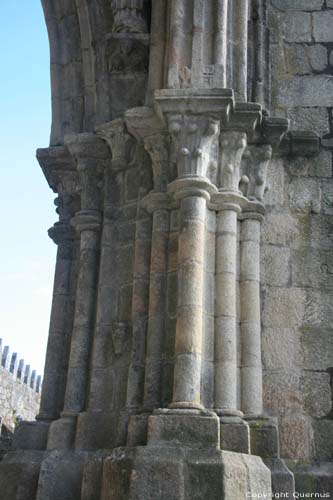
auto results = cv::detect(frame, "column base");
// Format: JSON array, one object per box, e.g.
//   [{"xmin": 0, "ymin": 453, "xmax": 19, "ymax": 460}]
[
  {"xmin": 247, "ymin": 416, "xmax": 295, "ymax": 496},
  {"xmin": 47, "ymin": 414, "xmax": 77, "ymax": 450},
  {"xmin": 219, "ymin": 415, "xmax": 250, "ymax": 454},
  {"xmin": 12, "ymin": 421, "xmax": 50, "ymax": 451},
  {"xmin": 75, "ymin": 411, "xmax": 121, "ymax": 450},
  {"xmin": 102, "ymin": 447, "xmax": 271, "ymax": 500}
]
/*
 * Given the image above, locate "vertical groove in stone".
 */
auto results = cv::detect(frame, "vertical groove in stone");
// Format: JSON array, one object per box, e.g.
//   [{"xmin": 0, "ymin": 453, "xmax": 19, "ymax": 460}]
[
  {"xmin": 126, "ymin": 204, "xmax": 152, "ymax": 411},
  {"xmin": 214, "ymin": 209, "xmax": 238, "ymax": 412},
  {"xmin": 171, "ymin": 196, "xmax": 206, "ymax": 409},
  {"xmin": 214, "ymin": 0, "xmax": 228, "ymax": 86},
  {"xmin": 232, "ymin": 0, "xmax": 249, "ymax": 101},
  {"xmin": 240, "ymin": 217, "xmax": 263, "ymax": 416},
  {"xmin": 146, "ymin": 0, "xmax": 167, "ymax": 103},
  {"xmin": 191, "ymin": 0, "xmax": 204, "ymax": 85},
  {"xmin": 167, "ymin": 0, "xmax": 186, "ymax": 87},
  {"xmin": 252, "ymin": 0, "xmax": 265, "ymax": 105},
  {"xmin": 143, "ymin": 209, "xmax": 170, "ymax": 410}
]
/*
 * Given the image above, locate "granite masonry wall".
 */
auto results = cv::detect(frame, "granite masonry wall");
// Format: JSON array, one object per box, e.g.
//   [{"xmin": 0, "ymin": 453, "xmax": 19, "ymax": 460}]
[
  {"xmin": 0, "ymin": 340, "xmax": 41, "ymax": 433},
  {"xmin": 261, "ymin": 0, "xmax": 333, "ymax": 462}
]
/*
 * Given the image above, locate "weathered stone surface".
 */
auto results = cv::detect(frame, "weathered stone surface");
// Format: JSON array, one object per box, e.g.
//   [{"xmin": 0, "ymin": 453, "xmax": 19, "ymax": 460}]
[
  {"xmin": 261, "ymin": 212, "xmax": 300, "ymax": 246},
  {"xmin": 286, "ymin": 150, "xmax": 332, "ymax": 178},
  {"xmin": 263, "ymin": 371, "xmax": 303, "ymax": 415},
  {"xmin": 301, "ymin": 327, "xmax": 333, "ymax": 370},
  {"xmin": 261, "ymin": 245, "xmax": 291, "ymax": 286},
  {"xmin": 279, "ymin": 414, "xmax": 314, "ymax": 460},
  {"xmin": 291, "ymin": 248, "xmax": 333, "ymax": 289},
  {"xmin": 299, "ymin": 372, "xmax": 331, "ymax": 417},
  {"xmin": 271, "ymin": 0, "xmax": 323, "ymax": 10},
  {"xmin": 276, "ymin": 76, "xmax": 333, "ymax": 107},
  {"xmin": 304, "ymin": 290, "xmax": 333, "ymax": 328},
  {"xmin": 287, "ymin": 108, "xmax": 330, "ymax": 137},
  {"xmin": 313, "ymin": 419, "xmax": 333, "ymax": 461},
  {"xmin": 281, "ymin": 12, "xmax": 312, "ymax": 43},
  {"xmin": 288, "ymin": 177, "xmax": 321, "ymax": 214},
  {"xmin": 284, "ymin": 44, "xmax": 328, "ymax": 75},
  {"xmin": 262, "ymin": 287, "xmax": 306, "ymax": 328},
  {"xmin": 262, "ymin": 328, "xmax": 301, "ymax": 370},
  {"xmin": 312, "ymin": 11, "xmax": 333, "ymax": 43}
]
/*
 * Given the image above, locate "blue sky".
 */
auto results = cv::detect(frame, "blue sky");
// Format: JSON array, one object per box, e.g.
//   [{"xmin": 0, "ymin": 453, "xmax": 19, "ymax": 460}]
[{"xmin": 0, "ymin": 1, "xmax": 55, "ymax": 375}]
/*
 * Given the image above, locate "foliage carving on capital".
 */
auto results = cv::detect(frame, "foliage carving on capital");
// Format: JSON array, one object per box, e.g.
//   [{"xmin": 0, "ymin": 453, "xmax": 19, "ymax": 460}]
[
  {"xmin": 110, "ymin": 0, "xmax": 147, "ymax": 34},
  {"xmin": 167, "ymin": 114, "xmax": 220, "ymax": 180},
  {"xmin": 96, "ymin": 119, "xmax": 133, "ymax": 170},
  {"xmin": 143, "ymin": 133, "xmax": 171, "ymax": 192},
  {"xmin": 241, "ymin": 144, "xmax": 272, "ymax": 203},
  {"xmin": 218, "ymin": 131, "xmax": 247, "ymax": 192}
]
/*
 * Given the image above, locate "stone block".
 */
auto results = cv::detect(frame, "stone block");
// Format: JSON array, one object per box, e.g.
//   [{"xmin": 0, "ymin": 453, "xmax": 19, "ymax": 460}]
[
  {"xmin": 261, "ymin": 245, "xmax": 291, "ymax": 286},
  {"xmin": 263, "ymin": 458, "xmax": 295, "ymax": 498},
  {"xmin": 271, "ymin": 0, "xmax": 323, "ymax": 9},
  {"xmin": 279, "ymin": 413, "xmax": 314, "ymax": 460},
  {"xmin": 286, "ymin": 150, "xmax": 332, "ymax": 178},
  {"xmin": 220, "ymin": 418, "xmax": 250, "ymax": 454},
  {"xmin": 262, "ymin": 287, "xmax": 306, "ymax": 328},
  {"xmin": 313, "ymin": 419, "xmax": 333, "ymax": 461},
  {"xmin": 263, "ymin": 370, "xmax": 303, "ymax": 415},
  {"xmin": 284, "ymin": 44, "xmax": 327, "ymax": 75},
  {"xmin": 291, "ymin": 249, "xmax": 333, "ymax": 289},
  {"xmin": 289, "ymin": 461, "xmax": 333, "ymax": 497},
  {"xmin": 0, "ymin": 450, "xmax": 43, "ymax": 500},
  {"xmin": 309, "ymin": 214, "xmax": 333, "ymax": 250},
  {"xmin": 322, "ymin": 182, "xmax": 333, "ymax": 215},
  {"xmin": 276, "ymin": 76, "xmax": 333, "ymax": 107},
  {"xmin": 248, "ymin": 417, "xmax": 279, "ymax": 458},
  {"xmin": 287, "ymin": 107, "xmax": 330, "ymax": 137},
  {"xmin": 304, "ymin": 289, "xmax": 333, "ymax": 328},
  {"xmin": 264, "ymin": 158, "xmax": 285, "ymax": 207},
  {"xmin": 281, "ymin": 12, "xmax": 312, "ymax": 43},
  {"xmin": 312, "ymin": 11, "xmax": 333, "ymax": 43},
  {"xmin": 262, "ymin": 327, "xmax": 301, "ymax": 370},
  {"xmin": 299, "ymin": 371, "xmax": 331, "ymax": 417},
  {"xmin": 12, "ymin": 421, "xmax": 49, "ymax": 451},
  {"xmin": 301, "ymin": 327, "xmax": 333, "ymax": 370},
  {"xmin": 147, "ymin": 413, "xmax": 219, "ymax": 449},
  {"xmin": 261, "ymin": 212, "xmax": 300, "ymax": 246},
  {"xmin": 288, "ymin": 177, "xmax": 321, "ymax": 214}
]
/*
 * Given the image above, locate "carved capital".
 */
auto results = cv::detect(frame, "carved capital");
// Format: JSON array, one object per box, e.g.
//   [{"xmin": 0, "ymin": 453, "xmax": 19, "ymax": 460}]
[
  {"xmin": 125, "ymin": 107, "xmax": 170, "ymax": 190},
  {"xmin": 96, "ymin": 119, "xmax": 132, "ymax": 170},
  {"xmin": 65, "ymin": 134, "xmax": 110, "ymax": 213},
  {"xmin": 219, "ymin": 131, "xmax": 247, "ymax": 192},
  {"xmin": 167, "ymin": 114, "xmax": 220, "ymax": 180},
  {"xmin": 110, "ymin": 0, "xmax": 147, "ymax": 33},
  {"xmin": 241, "ymin": 145, "xmax": 272, "ymax": 203}
]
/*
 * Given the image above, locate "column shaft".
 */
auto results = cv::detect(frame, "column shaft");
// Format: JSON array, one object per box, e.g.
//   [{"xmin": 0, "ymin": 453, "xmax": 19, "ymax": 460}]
[
  {"xmin": 214, "ymin": 0, "xmax": 228, "ymax": 86},
  {"xmin": 168, "ymin": 0, "xmax": 186, "ymax": 86},
  {"xmin": 38, "ymin": 233, "xmax": 75, "ymax": 420},
  {"xmin": 240, "ymin": 217, "xmax": 263, "ymax": 416},
  {"xmin": 232, "ymin": 0, "xmax": 248, "ymax": 101},
  {"xmin": 63, "ymin": 228, "xmax": 100, "ymax": 414},
  {"xmin": 215, "ymin": 208, "xmax": 238, "ymax": 412},
  {"xmin": 126, "ymin": 212, "xmax": 152, "ymax": 410},
  {"xmin": 171, "ymin": 195, "xmax": 206, "ymax": 409},
  {"xmin": 143, "ymin": 209, "xmax": 170, "ymax": 410}
]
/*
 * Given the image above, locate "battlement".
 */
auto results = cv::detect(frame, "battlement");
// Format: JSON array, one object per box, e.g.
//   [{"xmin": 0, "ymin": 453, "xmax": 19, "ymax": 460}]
[
  {"xmin": 0, "ymin": 339, "xmax": 42, "ymax": 394},
  {"xmin": 0, "ymin": 339, "xmax": 42, "ymax": 434}
]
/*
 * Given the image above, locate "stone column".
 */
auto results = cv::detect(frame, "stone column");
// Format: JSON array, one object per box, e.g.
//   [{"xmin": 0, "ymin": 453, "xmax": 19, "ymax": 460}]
[
  {"xmin": 36, "ymin": 148, "xmax": 78, "ymax": 424},
  {"xmin": 211, "ymin": 131, "xmax": 250, "ymax": 453},
  {"xmin": 47, "ymin": 134, "xmax": 109, "ymax": 450},
  {"xmin": 232, "ymin": 0, "xmax": 249, "ymax": 101},
  {"xmin": 214, "ymin": 0, "xmax": 228, "ymax": 86},
  {"xmin": 214, "ymin": 131, "xmax": 246, "ymax": 416},
  {"xmin": 166, "ymin": 114, "xmax": 220, "ymax": 410},
  {"xmin": 240, "ymin": 145, "xmax": 272, "ymax": 417},
  {"xmin": 75, "ymin": 120, "xmax": 130, "ymax": 450}
]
